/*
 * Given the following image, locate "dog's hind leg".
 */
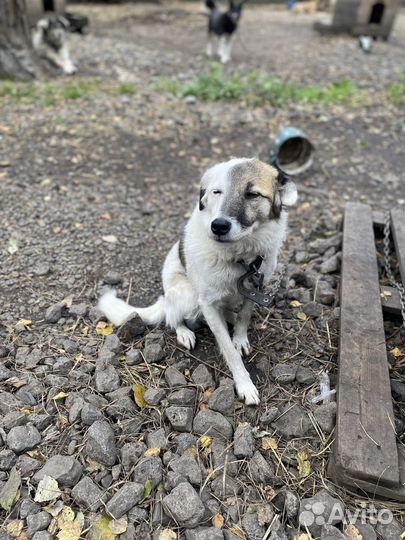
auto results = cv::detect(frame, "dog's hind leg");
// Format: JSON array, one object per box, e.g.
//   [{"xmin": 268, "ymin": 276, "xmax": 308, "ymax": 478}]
[
  {"xmin": 206, "ymin": 33, "xmax": 213, "ymax": 57},
  {"xmin": 200, "ymin": 301, "xmax": 260, "ymax": 405}
]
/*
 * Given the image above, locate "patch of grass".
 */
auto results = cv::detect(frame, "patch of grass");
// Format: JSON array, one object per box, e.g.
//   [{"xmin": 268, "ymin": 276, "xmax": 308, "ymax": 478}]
[
  {"xmin": 0, "ymin": 81, "xmax": 37, "ymax": 103},
  {"xmin": 117, "ymin": 83, "xmax": 136, "ymax": 95},
  {"xmin": 388, "ymin": 82, "xmax": 405, "ymax": 107},
  {"xmin": 156, "ymin": 64, "xmax": 360, "ymax": 107},
  {"xmin": 62, "ymin": 80, "xmax": 102, "ymax": 100}
]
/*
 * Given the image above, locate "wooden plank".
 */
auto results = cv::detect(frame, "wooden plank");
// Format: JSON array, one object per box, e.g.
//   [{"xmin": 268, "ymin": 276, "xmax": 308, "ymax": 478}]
[
  {"xmin": 391, "ymin": 208, "xmax": 405, "ymax": 287},
  {"xmin": 380, "ymin": 286, "xmax": 402, "ymax": 317},
  {"xmin": 332, "ymin": 203, "xmax": 400, "ymax": 494}
]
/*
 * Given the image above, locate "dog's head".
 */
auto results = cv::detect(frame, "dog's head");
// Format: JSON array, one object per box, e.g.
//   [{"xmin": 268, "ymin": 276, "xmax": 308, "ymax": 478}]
[
  {"xmin": 36, "ymin": 16, "xmax": 69, "ymax": 49},
  {"xmin": 199, "ymin": 157, "xmax": 297, "ymax": 243},
  {"xmin": 228, "ymin": 0, "xmax": 246, "ymax": 22}
]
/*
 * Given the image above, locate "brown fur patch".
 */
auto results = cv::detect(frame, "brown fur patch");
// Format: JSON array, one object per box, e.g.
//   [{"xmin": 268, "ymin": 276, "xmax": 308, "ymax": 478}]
[{"xmin": 229, "ymin": 159, "xmax": 278, "ymax": 198}]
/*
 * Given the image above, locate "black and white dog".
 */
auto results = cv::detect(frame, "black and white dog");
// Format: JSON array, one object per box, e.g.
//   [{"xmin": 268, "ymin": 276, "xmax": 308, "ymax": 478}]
[
  {"xmin": 32, "ymin": 17, "xmax": 77, "ymax": 75},
  {"xmin": 205, "ymin": 0, "xmax": 246, "ymax": 63}
]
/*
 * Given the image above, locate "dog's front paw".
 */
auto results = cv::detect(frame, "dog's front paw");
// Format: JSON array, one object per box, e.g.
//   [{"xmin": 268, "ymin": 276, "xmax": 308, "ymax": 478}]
[
  {"xmin": 64, "ymin": 63, "xmax": 77, "ymax": 75},
  {"xmin": 176, "ymin": 326, "xmax": 196, "ymax": 350},
  {"xmin": 235, "ymin": 377, "xmax": 260, "ymax": 406},
  {"xmin": 232, "ymin": 334, "xmax": 251, "ymax": 356}
]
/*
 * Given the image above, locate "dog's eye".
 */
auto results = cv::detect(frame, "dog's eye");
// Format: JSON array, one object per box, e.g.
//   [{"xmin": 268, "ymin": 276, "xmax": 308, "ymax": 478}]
[
  {"xmin": 212, "ymin": 190, "xmax": 222, "ymax": 195},
  {"xmin": 245, "ymin": 192, "xmax": 260, "ymax": 199}
]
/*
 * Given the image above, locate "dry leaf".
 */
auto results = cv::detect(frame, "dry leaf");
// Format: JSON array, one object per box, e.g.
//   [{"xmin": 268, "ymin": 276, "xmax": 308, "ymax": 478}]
[
  {"xmin": 159, "ymin": 530, "xmax": 177, "ymax": 540},
  {"xmin": 17, "ymin": 319, "xmax": 32, "ymax": 326},
  {"xmin": 35, "ymin": 476, "xmax": 61, "ymax": 503},
  {"xmin": 88, "ymin": 515, "xmax": 116, "ymax": 540},
  {"xmin": 390, "ymin": 347, "xmax": 403, "ymax": 359},
  {"xmin": 212, "ymin": 514, "xmax": 224, "ymax": 528},
  {"xmin": 228, "ymin": 527, "xmax": 246, "ymax": 539},
  {"xmin": 64, "ymin": 322, "xmax": 78, "ymax": 333},
  {"xmin": 133, "ymin": 384, "xmax": 147, "ymax": 408},
  {"xmin": 62, "ymin": 296, "xmax": 73, "ymax": 308},
  {"xmin": 5, "ymin": 520, "xmax": 24, "ymax": 538},
  {"xmin": 95, "ymin": 321, "xmax": 114, "ymax": 336},
  {"xmin": 109, "ymin": 517, "xmax": 128, "ymax": 535},
  {"xmin": 144, "ymin": 448, "xmax": 160, "ymax": 457},
  {"xmin": 381, "ymin": 290, "xmax": 392, "ymax": 298},
  {"xmin": 199, "ymin": 435, "xmax": 213, "ymax": 449},
  {"xmin": 0, "ymin": 467, "xmax": 21, "ymax": 511},
  {"xmin": 344, "ymin": 524, "xmax": 362, "ymax": 539},
  {"xmin": 297, "ymin": 451, "xmax": 311, "ymax": 478},
  {"xmin": 57, "ymin": 521, "xmax": 81, "ymax": 540},
  {"xmin": 53, "ymin": 392, "xmax": 68, "ymax": 401},
  {"xmin": 102, "ymin": 235, "xmax": 118, "ymax": 244},
  {"xmin": 290, "ymin": 300, "xmax": 303, "ymax": 308},
  {"xmin": 297, "ymin": 312, "xmax": 308, "ymax": 321},
  {"xmin": 262, "ymin": 437, "xmax": 278, "ymax": 450},
  {"xmin": 43, "ymin": 500, "xmax": 64, "ymax": 517}
]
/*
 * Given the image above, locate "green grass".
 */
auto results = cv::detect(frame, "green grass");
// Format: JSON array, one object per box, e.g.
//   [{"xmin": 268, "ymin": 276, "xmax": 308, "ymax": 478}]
[{"xmin": 387, "ymin": 80, "xmax": 405, "ymax": 107}]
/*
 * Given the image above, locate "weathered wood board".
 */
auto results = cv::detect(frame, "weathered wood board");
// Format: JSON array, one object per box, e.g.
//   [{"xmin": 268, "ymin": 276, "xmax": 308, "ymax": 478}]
[
  {"xmin": 330, "ymin": 203, "xmax": 403, "ymax": 499},
  {"xmin": 391, "ymin": 208, "xmax": 405, "ymax": 287}
]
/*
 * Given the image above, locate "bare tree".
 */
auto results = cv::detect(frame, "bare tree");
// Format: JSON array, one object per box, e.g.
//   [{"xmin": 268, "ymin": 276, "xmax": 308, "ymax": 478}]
[{"xmin": 0, "ymin": 0, "xmax": 43, "ymax": 80}]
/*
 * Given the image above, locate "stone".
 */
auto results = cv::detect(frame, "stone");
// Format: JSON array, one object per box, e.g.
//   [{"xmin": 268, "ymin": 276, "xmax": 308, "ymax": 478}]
[
  {"xmin": 33, "ymin": 455, "xmax": 83, "ymax": 487},
  {"xmin": 211, "ymin": 438, "xmax": 238, "ymax": 476},
  {"xmin": 314, "ymin": 402, "xmax": 337, "ymax": 434},
  {"xmin": 271, "ymin": 364, "xmax": 297, "ymax": 384},
  {"xmin": 208, "ymin": 383, "xmax": 234, "ymax": 415},
  {"xmin": 391, "ymin": 381, "xmax": 405, "ymax": 401},
  {"xmin": 106, "ymin": 396, "xmax": 137, "ymax": 420},
  {"xmin": 17, "ymin": 455, "xmax": 42, "ymax": 477},
  {"xmin": 175, "ymin": 433, "xmax": 197, "ymax": 455},
  {"xmin": 376, "ymin": 519, "xmax": 404, "ymax": 540},
  {"xmin": 191, "ymin": 365, "xmax": 214, "ymax": 389},
  {"xmin": 353, "ymin": 521, "xmax": 377, "ymax": 540},
  {"xmin": 295, "ymin": 367, "xmax": 316, "ymax": 384},
  {"xmin": 143, "ymin": 332, "xmax": 165, "ymax": 363},
  {"xmin": 162, "ymin": 482, "xmax": 205, "ymax": 528},
  {"xmin": 104, "ymin": 271, "xmax": 122, "ymax": 285},
  {"xmin": 71, "ymin": 476, "xmax": 104, "ymax": 512},
  {"xmin": 132, "ymin": 456, "xmax": 163, "ymax": 488},
  {"xmin": 7, "ymin": 424, "xmax": 41, "ymax": 454},
  {"xmin": 94, "ymin": 365, "xmax": 120, "ymax": 393},
  {"xmin": 260, "ymin": 407, "xmax": 279, "ymax": 425},
  {"xmin": 315, "ymin": 281, "xmax": 336, "ymax": 305},
  {"xmin": 1, "ymin": 411, "xmax": 28, "ymax": 431},
  {"xmin": 20, "ymin": 499, "xmax": 41, "ymax": 519},
  {"xmin": 299, "ymin": 489, "xmax": 345, "ymax": 537},
  {"xmin": 211, "ymin": 475, "xmax": 242, "ymax": 497},
  {"xmin": 186, "ymin": 529, "xmax": 224, "ymax": 540},
  {"xmin": 81, "ymin": 402, "xmax": 103, "ymax": 426},
  {"xmin": 303, "ymin": 301, "xmax": 323, "ymax": 318},
  {"xmin": 224, "ymin": 532, "xmax": 241, "ymax": 540},
  {"xmin": 31, "ymin": 533, "xmax": 54, "ymax": 540},
  {"xmin": 125, "ymin": 349, "xmax": 143, "ymax": 366},
  {"xmin": 106, "ymin": 482, "xmax": 144, "ymax": 518},
  {"xmin": 102, "ymin": 334, "xmax": 122, "ymax": 353},
  {"xmin": 86, "ymin": 420, "xmax": 117, "ymax": 467},
  {"xmin": 69, "ymin": 303, "xmax": 88, "ymax": 317},
  {"xmin": 165, "ymin": 406, "xmax": 193, "ymax": 432},
  {"xmin": 144, "ymin": 388, "xmax": 166, "ymax": 406},
  {"xmin": 320, "ymin": 253, "xmax": 341, "ymax": 274},
  {"xmin": 146, "ymin": 428, "xmax": 167, "ymax": 450},
  {"xmin": 234, "ymin": 423, "xmax": 255, "ymax": 458},
  {"xmin": 45, "ymin": 303, "xmax": 63, "ymax": 323},
  {"xmin": 241, "ymin": 512, "xmax": 266, "ymax": 540},
  {"xmin": 117, "ymin": 315, "xmax": 145, "ymax": 342},
  {"xmin": 169, "ymin": 454, "xmax": 202, "ymax": 485},
  {"xmin": 168, "ymin": 388, "xmax": 197, "ymax": 406},
  {"xmin": 248, "ymin": 451, "xmax": 275, "ymax": 483},
  {"xmin": 0, "ymin": 450, "xmax": 17, "ymax": 471},
  {"xmin": 26, "ymin": 511, "xmax": 52, "ymax": 537},
  {"xmin": 320, "ymin": 525, "xmax": 347, "ymax": 539},
  {"xmin": 193, "ymin": 410, "xmax": 233, "ymax": 439},
  {"xmin": 272, "ymin": 403, "xmax": 312, "ymax": 439},
  {"xmin": 121, "ymin": 442, "xmax": 147, "ymax": 472},
  {"xmin": 272, "ymin": 489, "xmax": 299, "ymax": 519},
  {"xmin": 164, "ymin": 366, "xmax": 187, "ymax": 387}
]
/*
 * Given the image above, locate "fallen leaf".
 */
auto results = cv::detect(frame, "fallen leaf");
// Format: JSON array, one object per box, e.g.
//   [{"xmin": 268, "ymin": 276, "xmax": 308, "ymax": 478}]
[
  {"xmin": 34, "ymin": 476, "xmax": 61, "ymax": 503},
  {"xmin": 102, "ymin": 235, "xmax": 118, "ymax": 244},
  {"xmin": 53, "ymin": 392, "xmax": 69, "ymax": 401},
  {"xmin": 212, "ymin": 513, "xmax": 224, "ymax": 528},
  {"xmin": 133, "ymin": 384, "xmax": 147, "ymax": 408},
  {"xmin": 17, "ymin": 319, "xmax": 32, "ymax": 327},
  {"xmin": 228, "ymin": 527, "xmax": 246, "ymax": 539},
  {"xmin": 159, "ymin": 529, "xmax": 177, "ymax": 540},
  {"xmin": 390, "ymin": 347, "xmax": 403, "ymax": 359},
  {"xmin": 109, "ymin": 517, "xmax": 128, "ymax": 535},
  {"xmin": 297, "ymin": 450, "xmax": 311, "ymax": 478},
  {"xmin": 95, "ymin": 321, "xmax": 114, "ymax": 336},
  {"xmin": 88, "ymin": 515, "xmax": 115, "ymax": 540},
  {"xmin": 5, "ymin": 520, "xmax": 24, "ymax": 538},
  {"xmin": 100, "ymin": 213, "xmax": 112, "ymax": 221},
  {"xmin": 381, "ymin": 290, "xmax": 392, "ymax": 298},
  {"xmin": 290, "ymin": 300, "xmax": 303, "ymax": 308},
  {"xmin": 57, "ymin": 520, "xmax": 81, "ymax": 540},
  {"xmin": 0, "ymin": 467, "xmax": 21, "ymax": 511},
  {"xmin": 262, "ymin": 437, "xmax": 278, "ymax": 450},
  {"xmin": 297, "ymin": 312, "xmax": 308, "ymax": 321},
  {"xmin": 7, "ymin": 238, "xmax": 18, "ymax": 254},
  {"xmin": 140, "ymin": 479, "xmax": 152, "ymax": 503},
  {"xmin": 199, "ymin": 435, "xmax": 213, "ymax": 449},
  {"xmin": 43, "ymin": 500, "xmax": 64, "ymax": 517},
  {"xmin": 344, "ymin": 524, "xmax": 362, "ymax": 539},
  {"xmin": 74, "ymin": 222, "xmax": 83, "ymax": 230},
  {"xmin": 62, "ymin": 296, "xmax": 73, "ymax": 308},
  {"xmin": 57, "ymin": 506, "xmax": 75, "ymax": 527},
  {"xmin": 64, "ymin": 322, "xmax": 78, "ymax": 333},
  {"xmin": 144, "ymin": 448, "xmax": 160, "ymax": 457}
]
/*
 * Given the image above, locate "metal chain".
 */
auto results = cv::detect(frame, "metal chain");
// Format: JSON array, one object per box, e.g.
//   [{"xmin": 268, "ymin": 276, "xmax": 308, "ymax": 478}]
[
  {"xmin": 267, "ymin": 262, "xmax": 287, "ymax": 298},
  {"xmin": 383, "ymin": 212, "xmax": 405, "ymax": 329}
]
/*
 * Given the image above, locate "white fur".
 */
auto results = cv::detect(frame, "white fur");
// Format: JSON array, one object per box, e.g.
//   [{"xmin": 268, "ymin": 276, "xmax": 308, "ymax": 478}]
[
  {"xmin": 32, "ymin": 19, "xmax": 77, "ymax": 75},
  {"xmin": 98, "ymin": 158, "xmax": 297, "ymax": 405}
]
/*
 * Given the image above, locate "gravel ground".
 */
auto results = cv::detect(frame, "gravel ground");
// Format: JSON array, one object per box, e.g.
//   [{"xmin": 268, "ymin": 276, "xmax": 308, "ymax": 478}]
[{"xmin": 0, "ymin": 3, "xmax": 404, "ymax": 540}]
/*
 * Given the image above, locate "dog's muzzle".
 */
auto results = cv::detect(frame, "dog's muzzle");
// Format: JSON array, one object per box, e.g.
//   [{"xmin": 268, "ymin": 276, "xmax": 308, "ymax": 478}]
[{"xmin": 211, "ymin": 218, "xmax": 231, "ymax": 237}]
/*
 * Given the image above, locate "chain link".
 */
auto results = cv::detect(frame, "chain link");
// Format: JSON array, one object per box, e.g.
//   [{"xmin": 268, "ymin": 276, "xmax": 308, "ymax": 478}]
[
  {"xmin": 383, "ymin": 212, "xmax": 405, "ymax": 329},
  {"xmin": 267, "ymin": 262, "xmax": 287, "ymax": 298}
]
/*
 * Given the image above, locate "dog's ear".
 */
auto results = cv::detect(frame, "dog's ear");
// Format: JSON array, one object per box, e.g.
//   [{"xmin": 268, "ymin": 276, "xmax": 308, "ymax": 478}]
[
  {"xmin": 271, "ymin": 170, "xmax": 297, "ymax": 218},
  {"xmin": 199, "ymin": 187, "xmax": 207, "ymax": 211},
  {"xmin": 229, "ymin": 0, "xmax": 235, "ymax": 9}
]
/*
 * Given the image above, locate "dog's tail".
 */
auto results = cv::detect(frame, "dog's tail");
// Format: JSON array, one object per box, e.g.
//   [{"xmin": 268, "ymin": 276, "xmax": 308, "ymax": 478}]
[
  {"xmin": 205, "ymin": 0, "xmax": 216, "ymax": 11},
  {"xmin": 98, "ymin": 290, "xmax": 165, "ymax": 327}
]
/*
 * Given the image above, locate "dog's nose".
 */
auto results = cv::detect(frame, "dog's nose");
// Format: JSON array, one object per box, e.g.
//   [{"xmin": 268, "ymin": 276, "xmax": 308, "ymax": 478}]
[{"xmin": 211, "ymin": 218, "xmax": 231, "ymax": 236}]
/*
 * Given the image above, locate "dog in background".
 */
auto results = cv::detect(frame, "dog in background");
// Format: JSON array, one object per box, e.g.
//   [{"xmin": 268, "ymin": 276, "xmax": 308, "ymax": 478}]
[
  {"xmin": 32, "ymin": 17, "xmax": 77, "ymax": 75},
  {"xmin": 204, "ymin": 0, "xmax": 246, "ymax": 64},
  {"xmin": 98, "ymin": 158, "xmax": 297, "ymax": 405}
]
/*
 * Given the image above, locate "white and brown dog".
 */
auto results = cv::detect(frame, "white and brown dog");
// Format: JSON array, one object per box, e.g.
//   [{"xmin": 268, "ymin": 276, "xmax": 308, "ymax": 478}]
[
  {"xmin": 32, "ymin": 16, "xmax": 77, "ymax": 75},
  {"xmin": 99, "ymin": 158, "xmax": 297, "ymax": 405}
]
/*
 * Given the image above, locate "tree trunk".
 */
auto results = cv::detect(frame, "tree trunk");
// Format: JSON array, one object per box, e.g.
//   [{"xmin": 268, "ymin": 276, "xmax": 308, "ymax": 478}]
[{"xmin": 0, "ymin": 0, "xmax": 42, "ymax": 80}]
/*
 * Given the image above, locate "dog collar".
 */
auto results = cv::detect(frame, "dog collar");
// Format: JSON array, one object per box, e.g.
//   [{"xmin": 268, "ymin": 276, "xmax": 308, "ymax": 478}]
[{"xmin": 237, "ymin": 256, "xmax": 275, "ymax": 307}]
